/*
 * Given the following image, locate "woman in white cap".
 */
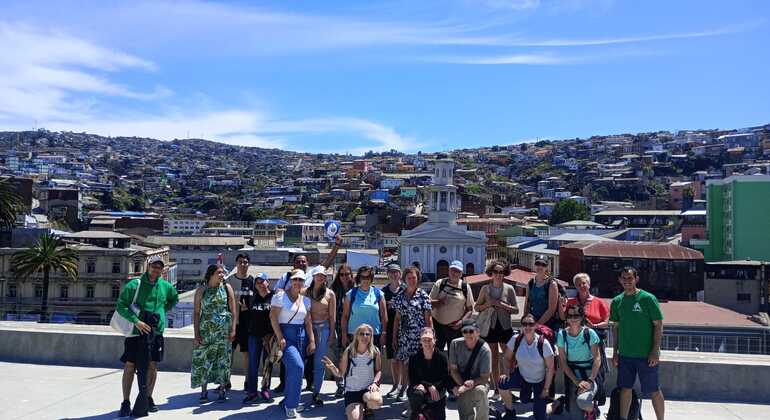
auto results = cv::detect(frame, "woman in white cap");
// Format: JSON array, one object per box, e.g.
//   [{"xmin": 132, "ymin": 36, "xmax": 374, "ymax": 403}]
[{"xmin": 269, "ymin": 269, "xmax": 316, "ymax": 418}]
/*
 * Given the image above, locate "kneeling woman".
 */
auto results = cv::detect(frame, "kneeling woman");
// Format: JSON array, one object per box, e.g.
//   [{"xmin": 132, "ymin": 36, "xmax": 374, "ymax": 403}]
[{"xmin": 322, "ymin": 323, "xmax": 383, "ymax": 420}]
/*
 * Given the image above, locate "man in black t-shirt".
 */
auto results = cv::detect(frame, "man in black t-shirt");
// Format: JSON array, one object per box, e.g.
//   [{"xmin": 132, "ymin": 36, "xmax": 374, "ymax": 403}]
[{"xmin": 225, "ymin": 253, "xmax": 255, "ymax": 390}]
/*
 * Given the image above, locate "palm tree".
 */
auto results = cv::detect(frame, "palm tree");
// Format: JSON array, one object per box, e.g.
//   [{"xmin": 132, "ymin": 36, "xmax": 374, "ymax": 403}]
[
  {"xmin": 0, "ymin": 177, "xmax": 27, "ymax": 230},
  {"xmin": 12, "ymin": 233, "xmax": 79, "ymax": 323}
]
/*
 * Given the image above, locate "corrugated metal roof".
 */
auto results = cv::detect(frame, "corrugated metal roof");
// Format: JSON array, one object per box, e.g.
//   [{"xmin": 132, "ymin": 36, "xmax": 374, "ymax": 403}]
[{"xmin": 563, "ymin": 241, "xmax": 704, "ymax": 260}]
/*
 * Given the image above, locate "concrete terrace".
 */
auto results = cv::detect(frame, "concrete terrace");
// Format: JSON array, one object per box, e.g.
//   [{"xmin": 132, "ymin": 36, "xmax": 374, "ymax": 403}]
[{"xmin": 3, "ymin": 362, "xmax": 770, "ymax": 420}]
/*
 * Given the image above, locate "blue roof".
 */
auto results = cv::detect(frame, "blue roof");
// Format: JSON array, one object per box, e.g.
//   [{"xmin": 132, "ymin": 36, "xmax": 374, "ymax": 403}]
[
  {"xmin": 105, "ymin": 211, "xmax": 149, "ymax": 217},
  {"xmin": 255, "ymin": 219, "xmax": 289, "ymax": 225}
]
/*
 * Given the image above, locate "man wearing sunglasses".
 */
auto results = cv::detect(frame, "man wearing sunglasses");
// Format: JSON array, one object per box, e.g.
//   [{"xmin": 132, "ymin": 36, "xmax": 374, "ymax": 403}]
[{"xmin": 448, "ymin": 319, "xmax": 491, "ymax": 420}]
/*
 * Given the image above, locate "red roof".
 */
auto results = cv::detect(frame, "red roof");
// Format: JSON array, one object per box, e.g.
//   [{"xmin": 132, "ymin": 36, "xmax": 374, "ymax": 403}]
[
  {"xmin": 465, "ymin": 269, "xmax": 568, "ymax": 288},
  {"xmin": 600, "ymin": 298, "xmax": 761, "ymax": 328},
  {"xmin": 562, "ymin": 241, "xmax": 704, "ymax": 260}
]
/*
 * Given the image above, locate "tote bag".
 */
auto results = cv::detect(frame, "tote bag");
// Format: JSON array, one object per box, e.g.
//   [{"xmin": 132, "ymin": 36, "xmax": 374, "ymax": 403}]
[{"xmin": 110, "ymin": 279, "xmax": 141, "ymax": 336}]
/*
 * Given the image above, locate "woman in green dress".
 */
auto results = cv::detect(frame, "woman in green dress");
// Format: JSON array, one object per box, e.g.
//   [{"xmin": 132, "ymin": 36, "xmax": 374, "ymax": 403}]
[{"xmin": 192, "ymin": 265, "xmax": 237, "ymax": 403}]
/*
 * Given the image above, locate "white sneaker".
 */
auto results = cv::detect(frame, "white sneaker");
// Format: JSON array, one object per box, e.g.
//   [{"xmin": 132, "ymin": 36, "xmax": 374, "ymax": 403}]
[{"xmin": 285, "ymin": 407, "xmax": 297, "ymax": 418}]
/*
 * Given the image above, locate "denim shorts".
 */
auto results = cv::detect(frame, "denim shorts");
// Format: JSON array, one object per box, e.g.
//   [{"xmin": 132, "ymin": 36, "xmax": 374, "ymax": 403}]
[{"xmin": 617, "ymin": 356, "xmax": 660, "ymax": 395}]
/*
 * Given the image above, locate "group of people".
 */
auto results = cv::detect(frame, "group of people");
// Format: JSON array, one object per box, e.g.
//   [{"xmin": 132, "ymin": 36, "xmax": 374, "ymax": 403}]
[{"xmin": 115, "ymin": 249, "xmax": 666, "ymax": 420}]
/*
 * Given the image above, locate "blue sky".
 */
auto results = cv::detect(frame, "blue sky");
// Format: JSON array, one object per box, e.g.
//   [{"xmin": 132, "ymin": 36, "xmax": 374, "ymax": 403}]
[{"xmin": 1, "ymin": 0, "xmax": 769, "ymax": 154}]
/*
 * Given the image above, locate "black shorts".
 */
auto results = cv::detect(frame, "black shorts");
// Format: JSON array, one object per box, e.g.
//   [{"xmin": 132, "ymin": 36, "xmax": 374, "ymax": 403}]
[
  {"xmin": 344, "ymin": 390, "xmax": 367, "ymax": 407},
  {"xmin": 232, "ymin": 322, "xmax": 249, "ymax": 352},
  {"xmin": 483, "ymin": 320, "xmax": 513, "ymax": 344},
  {"xmin": 433, "ymin": 319, "xmax": 461, "ymax": 351},
  {"xmin": 120, "ymin": 335, "xmax": 164, "ymax": 364}
]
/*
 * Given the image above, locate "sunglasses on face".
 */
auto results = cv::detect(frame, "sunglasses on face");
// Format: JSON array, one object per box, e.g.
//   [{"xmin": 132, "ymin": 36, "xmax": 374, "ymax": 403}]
[
  {"xmin": 358, "ymin": 332, "xmax": 372, "ymax": 337},
  {"xmin": 461, "ymin": 329, "xmax": 476, "ymax": 335},
  {"xmin": 567, "ymin": 314, "xmax": 582, "ymax": 319},
  {"xmin": 521, "ymin": 322, "xmax": 535, "ymax": 327},
  {"xmin": 535, "ymin": 263, "xmax": 547, "ymax": 267},
  {"xmin": 420, "ymin": 338, "xmax": 433, "ymax": 343},
  {"xmin": 493, "ymin": 270, "xmax": 505, "ymax": 274}
]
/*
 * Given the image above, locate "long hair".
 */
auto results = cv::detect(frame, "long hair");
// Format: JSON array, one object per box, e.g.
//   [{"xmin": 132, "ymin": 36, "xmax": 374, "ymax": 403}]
[
  {"xmin": 310, "ymin": 274, "xmax": 327, "ymax": 302},
  {"xmin": 485, "ymin": 259, "xmax": 511, "ymax": 277},
  {"xmin": 331, "ymin": 263, "xmax": 353, "ymax": 293},
  {"xmin": 345, "ymin": 323, "xmax": 378, "ymax": 361},
  {"xmin": 204, "ymin": 264, "xmax": 221, "ymax": 285}
]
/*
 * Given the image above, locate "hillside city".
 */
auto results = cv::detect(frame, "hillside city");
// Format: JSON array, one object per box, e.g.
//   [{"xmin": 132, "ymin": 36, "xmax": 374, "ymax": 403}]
[{"xmin": 1, "ymin": 124, "xmax": 769, "ymax": 356}]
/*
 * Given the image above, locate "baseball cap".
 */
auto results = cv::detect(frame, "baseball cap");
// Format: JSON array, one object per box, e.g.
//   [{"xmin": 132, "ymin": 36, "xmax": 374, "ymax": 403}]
[
  {"xmin": 461, "ymin": 318, "xmax": 479, "ymax": 330},
  {"xmin": 255, "ymin": 272, "xmax": 269, "ymax": 282},
  {"xmin": 290, "ymin": 269, "xmax": 306, "ymax": 280},
  {"xmin": 534, "ymin": 255, "xmax": 549, "ymax": 266},
  {"xmin": 449, "ymin": 260, "xmax": 464, "ymax": 272},
  {"xmin": 147, "ymin": 255, "xmax": 165, "ymax": 267},
  {"xmin": 309, "ymin": 265, "xmax": 329, "ymax": 277},
  {"xmin": 386, "ymin": 263, "xmax": 402, "ymax": 273}
]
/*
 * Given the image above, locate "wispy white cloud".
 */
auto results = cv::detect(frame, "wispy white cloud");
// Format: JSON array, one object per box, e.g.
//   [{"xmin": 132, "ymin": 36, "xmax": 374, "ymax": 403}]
[
  {"xmin": 475, "ymin": 0, "xmax": 542, "ymax": 11},
  {"xmin": 423, "ymin": 52, "xmax": 574, "ymax": 64},
  {"xmin": 0, "ymin": 22, "xmax": 170, "ymax": 123}
]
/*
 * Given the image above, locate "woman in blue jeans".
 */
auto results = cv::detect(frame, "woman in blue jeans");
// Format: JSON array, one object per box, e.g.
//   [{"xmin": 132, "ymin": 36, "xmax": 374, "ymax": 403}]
[
  {"xmin": 498, "ymin": 314, "xmax": 555, "ymax": 420},
  {"xmin": 305, "ymin": 265, "xmax": 337, "ymax": 407},
  {"xmin": 270, "ymin": 269, "xmax": 316, "ymax": 419},
  {"xmin": 243, "ymin": 273, "xmax": 273, "ymax": 404}
]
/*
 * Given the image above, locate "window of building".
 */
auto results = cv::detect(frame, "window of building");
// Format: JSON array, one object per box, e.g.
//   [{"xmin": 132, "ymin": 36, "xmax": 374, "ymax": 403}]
[
  {"xmin": 466, "ymin": 247, "xmax": 474, "ymax": 254},
  {"xmin": 439, "ymin": 246, "xmax": 447, "ymax": 254},
  {"xmin": 112, "ymin": 260, "xmax": 121, "ymax": 274},
  {"xmin": 737, "ymin": 293, "xmax": 751, "ymax": 302},
  {"xmin": 6, "ymin": 284, "xmax": 17, "ymax": 298},
  {"xmin": 35, "ymin": 284, "xmax": 43, "ymax": 298},
  {"xmin": 87, "ymin": 260, "xmax": 96, "ymax": 273},
  {"xmin": 60, "ymin": 285, "xmax": 69, "ymax": 299},
  {"xmin": 133, "ymin": 261, "xmax": 141, "ymax": 273},
  {"xmin": 193, "ymin": 258, "xmax": 203, "ymax": 264},
  {"xmin": 412, "ymin": 246, "xmax": 420, "ymax": 253},
  {"xmin": 111, "ymin": 284, "xmax": 121, "ymax": 299},
  {"xmin": 86, "ymin": 285, "xmax": 95, "ymax": 299}
]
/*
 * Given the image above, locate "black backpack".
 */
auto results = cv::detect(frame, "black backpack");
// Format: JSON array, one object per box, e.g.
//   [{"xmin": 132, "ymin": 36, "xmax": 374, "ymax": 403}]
[
  {"xmin": 438, "ymin": 277, "xmax": 470, "ymax": 301},
  {"xmin": 607, "ymin": 387, "xmax": 643, "ymax": 420}
]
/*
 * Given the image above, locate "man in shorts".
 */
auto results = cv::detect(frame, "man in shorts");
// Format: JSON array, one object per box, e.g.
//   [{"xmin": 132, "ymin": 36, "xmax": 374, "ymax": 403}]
[
  {"xmin": 610, "ymin": 267, "xmax": 665, "ymax": 420},
  {"xmin": 116, "ymin": 255, "xmax": 179, "ymax": 417}
]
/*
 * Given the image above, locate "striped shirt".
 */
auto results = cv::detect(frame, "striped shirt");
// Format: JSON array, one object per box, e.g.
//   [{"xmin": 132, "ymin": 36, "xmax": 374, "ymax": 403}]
[{"xmin": 345, "ymin": 350, "xmax": 375, "ymax": 392}]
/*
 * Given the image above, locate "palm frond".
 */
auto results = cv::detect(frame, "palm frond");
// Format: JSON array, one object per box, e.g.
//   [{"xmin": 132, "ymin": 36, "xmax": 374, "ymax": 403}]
[
  {"xmin": 12, "ymin": 233, "xmax": 80, "ymax": 281},
  {"xmin": 0, "ymin": 177, "xmax": 28, "ymax": 229}
]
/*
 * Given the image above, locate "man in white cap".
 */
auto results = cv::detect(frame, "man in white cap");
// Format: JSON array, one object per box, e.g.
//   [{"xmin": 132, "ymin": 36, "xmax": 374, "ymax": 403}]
[
  {"xmin": 430, "ymin": 260, "xmax": 475, "ymax": 352},
  {"xmin": 115, "ymin": 254, "xmax": 179, "ymax": 417}
]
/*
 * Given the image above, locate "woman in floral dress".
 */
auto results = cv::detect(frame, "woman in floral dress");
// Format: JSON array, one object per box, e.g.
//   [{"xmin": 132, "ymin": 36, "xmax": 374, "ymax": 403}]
[
  {"xmin": 191, "ymin": 265, "xmax": 237, "ymax": 403},
  {"xmin": 391, "ymin": 266, "xmax": 433, "ymax": 401}
]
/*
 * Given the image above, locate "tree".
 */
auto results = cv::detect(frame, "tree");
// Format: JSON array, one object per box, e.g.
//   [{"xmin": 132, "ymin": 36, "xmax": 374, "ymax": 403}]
[
  {"xmin": 0, "ymin": 177, "xmax": 27, "ymax": 229},
  {"xmin": 241, "ymin": 207, "xmax": 265, "ymax": 222},
  {"xmin": 550, "ymin": 199, "xmax": 590, "ymax": 225},
  {"xmin": 12, "ymin": 233, "xmax": 79, "ymax": 323}
]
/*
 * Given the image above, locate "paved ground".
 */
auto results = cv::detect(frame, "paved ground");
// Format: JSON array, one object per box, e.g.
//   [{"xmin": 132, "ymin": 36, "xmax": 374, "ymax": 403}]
[{"xmin": 1, "ymin": 362, "xmax": 769, "ymax": 420}]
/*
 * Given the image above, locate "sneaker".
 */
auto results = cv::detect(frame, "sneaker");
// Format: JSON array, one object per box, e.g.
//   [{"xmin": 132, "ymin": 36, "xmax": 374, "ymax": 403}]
[
  {"xmin": 147, "ymin": 397, "xmax": 158, "ymax": 413},
  {"xmin": 400, "ymin": 408, "xmax": 409, "ymax": 418},
  {"xmin": 385, "ymin": 385, "xmax": 400, "ymax": 399},
  {"xmin": 397, "ymin": 387, "xmax": 408, "ymax": 402},
  {"xmin": 312, "ymin": 393, "xmax": 324, "ymax": 407},
  {"xmin": 119, "ymin": 400, "xmax": 131, "ymax": 417},
  {"xmin": 502, "ymin": 409, "xmax": 517, "ymax": 420},
  {"xmin": 243, "ymin": 393, "xmax": 260, "ymax": 404},
  {"xmin": 285, "ymin": 407, "xmax": 297, "ymax": 418}
]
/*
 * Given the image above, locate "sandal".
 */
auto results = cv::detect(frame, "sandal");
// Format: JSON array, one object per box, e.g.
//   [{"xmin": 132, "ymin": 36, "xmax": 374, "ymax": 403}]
[{"xmin": 199, "ymin": 391, "xmax": 209, "ymax": 404}]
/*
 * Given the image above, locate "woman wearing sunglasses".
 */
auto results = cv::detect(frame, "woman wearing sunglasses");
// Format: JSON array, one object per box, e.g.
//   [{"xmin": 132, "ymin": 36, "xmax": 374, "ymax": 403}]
[
  {"xmin": 556, "ymin": 305, "xmax": 603, "ymax": 420},
  {"xmin": 474, "ymin": 259, "xmax": 519, "ymax": 400},
  {"xmin": 322, "ymin": 323, "xmax": 383, "ymax": 420},
  {"xmin": 341, "ymin": 266, "xmax": 388, "ymax": 349},
  {"xmin": 498, "ymin": 314, "xmax": 555, "ymax": 420}
]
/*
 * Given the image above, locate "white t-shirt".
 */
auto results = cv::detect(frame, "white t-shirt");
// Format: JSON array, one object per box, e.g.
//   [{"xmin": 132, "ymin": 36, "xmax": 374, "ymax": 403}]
[
  {"xmin": 272, "ymin": 269, "xmax": 314, "ymax": 291},
  {"xmin": 506, "ymin": 333, "xmax": 554, "ymax": 384},
  {"xmin": 345, "ymin": 350, "xmax": 376, "ymax": 392},
  {"xmin": 270, "ymin": 291, "xmax": 311, "ymax": 325}
]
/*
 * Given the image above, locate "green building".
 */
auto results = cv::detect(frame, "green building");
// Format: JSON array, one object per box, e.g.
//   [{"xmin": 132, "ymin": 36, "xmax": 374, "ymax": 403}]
[{"xmin": 696, "ymin": 175, "xmax": 770, "ymax": 262}]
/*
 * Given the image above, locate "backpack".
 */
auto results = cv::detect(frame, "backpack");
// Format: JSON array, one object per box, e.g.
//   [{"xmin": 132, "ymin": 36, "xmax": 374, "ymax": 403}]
[
  {"xmin": 513, "ymin": 332, "xmax": 546, "ymax": 359},
  {"xmin": 438, "ymin": 277, "xmax": 470, "ymax": 301},
  {"xmin": 343, "ymin": 347, "xmax": 377, "ymax": 381},
  {"xmin": 607, "ymin": 387, "xmax": 643, "ymax": 420},
  {"xmin": 349, "ymin": 286, "xmax": 382, "ymax": 308},
  {"xmin": 528, "ymin": 277, "xmax": 566, "ymax": 329},
  {"xmin": 560, "ymin": 327, "xmax": 592, "ymax": 360}
]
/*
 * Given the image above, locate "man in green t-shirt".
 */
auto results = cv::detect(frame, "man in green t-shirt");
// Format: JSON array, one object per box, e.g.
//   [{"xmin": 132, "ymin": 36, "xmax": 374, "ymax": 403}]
[
  {"xmin": 609, "ymin": 267, "xmax": 664, "ymax": 420},
  {"xmin": 115, "ymin": 255, "xmax": 179, "ymax": 417}
]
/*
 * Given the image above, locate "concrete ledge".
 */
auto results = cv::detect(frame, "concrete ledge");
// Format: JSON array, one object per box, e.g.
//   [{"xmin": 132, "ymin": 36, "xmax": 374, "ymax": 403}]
[{"xmin": 2, "ymin": 322, "xmax": 770, "ymax": 403}]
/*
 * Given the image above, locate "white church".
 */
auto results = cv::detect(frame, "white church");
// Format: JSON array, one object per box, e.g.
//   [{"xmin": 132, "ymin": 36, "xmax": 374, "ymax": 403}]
[{"xmin": 399, "ymin": 159, "xmax": 487, "ymax": 281}]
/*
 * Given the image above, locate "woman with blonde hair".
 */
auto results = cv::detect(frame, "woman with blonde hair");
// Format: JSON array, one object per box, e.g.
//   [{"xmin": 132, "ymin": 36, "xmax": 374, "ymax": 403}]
[{"xmin": 322, "ymin": 323, "xmax": 383, "ymax": 420}]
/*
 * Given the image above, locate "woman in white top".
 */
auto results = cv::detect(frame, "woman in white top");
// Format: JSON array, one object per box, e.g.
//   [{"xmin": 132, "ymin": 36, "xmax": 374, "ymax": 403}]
[
  {"xmin": 497, "ymin": 314, "xmax": 555, "ymax": 420},
  {"xmin": 322, "ymin": 323, "xmax": 383, "ymax": 420},
  {"xmin": 270, "ymin": 269, "xmax": 316, "ymax": 419}
]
